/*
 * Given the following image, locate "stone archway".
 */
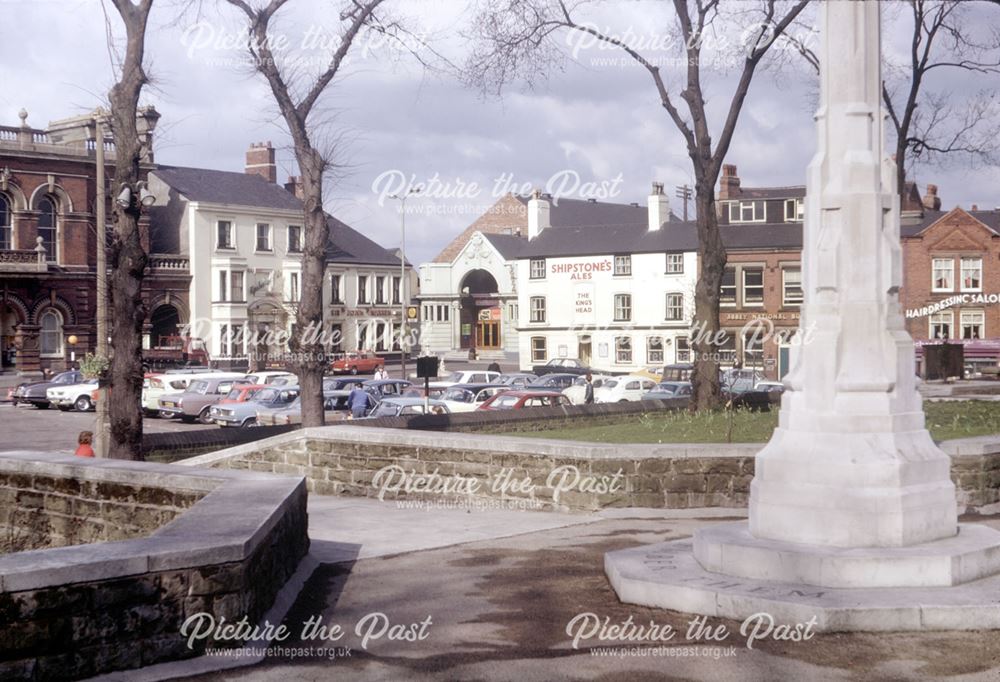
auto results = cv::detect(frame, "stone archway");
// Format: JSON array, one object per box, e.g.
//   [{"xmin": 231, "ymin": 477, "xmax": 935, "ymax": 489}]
[
  {"xmin": 458, "ymin": 269, "xmax": 501, "ymax": 350},
  {"xmin": 149, "ymin": 304, "xmax": 181, "ymax": 346},
  {"xmin": 0, "ymin": 293, "xmax": 27, "ymax": 369}
]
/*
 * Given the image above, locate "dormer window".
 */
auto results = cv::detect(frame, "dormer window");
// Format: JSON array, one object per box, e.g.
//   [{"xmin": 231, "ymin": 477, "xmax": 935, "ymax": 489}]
[
  {"xmin": 784, "ymin": 198, "xmax": 804, "ymax": 222},
  {"xmin": 728, "ymin": 200, "xmax": 765, "ymax": 224}
]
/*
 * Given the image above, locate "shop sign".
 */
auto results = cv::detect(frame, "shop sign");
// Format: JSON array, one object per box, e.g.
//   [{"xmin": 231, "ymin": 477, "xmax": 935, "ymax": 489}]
[
  {"xmin": 724, "ymin": 312, "xmax": 800, "ymax": 322},
  {"xmin": 906, "ymin": 293, "xmax": 1000, "ymax": 319},
  {"xmin": 550, "ymin": 258, "xmax": 613, "ymax": 280}
]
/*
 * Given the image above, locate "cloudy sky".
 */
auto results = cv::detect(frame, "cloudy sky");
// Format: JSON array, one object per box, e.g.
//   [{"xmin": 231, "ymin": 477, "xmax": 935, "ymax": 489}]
[{"xmin": 3, "ymin": 0, "xmax": 998, "ymax": 265}]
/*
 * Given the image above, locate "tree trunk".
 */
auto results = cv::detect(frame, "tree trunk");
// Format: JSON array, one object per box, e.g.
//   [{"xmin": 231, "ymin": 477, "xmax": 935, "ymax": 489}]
[
  {"xmin": 292, "ymin": 149, "xmax": 329, "ymax": 428},
  {"xmin": 895, "ymin": 136, "xmax": 908, "ymax": 203},
  {"xmin": 107, "ymin": 98, "xmax": 148, "ymax": 460},
  {"xmin": 691, "ymin": 187, "xmax": 725, "ymax": 412}
]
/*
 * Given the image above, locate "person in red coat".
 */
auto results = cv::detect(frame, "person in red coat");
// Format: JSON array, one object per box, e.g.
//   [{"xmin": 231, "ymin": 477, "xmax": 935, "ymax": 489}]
[{"xmin": 75, "ymin": 431, "xmax": 95, "ymax": 458}]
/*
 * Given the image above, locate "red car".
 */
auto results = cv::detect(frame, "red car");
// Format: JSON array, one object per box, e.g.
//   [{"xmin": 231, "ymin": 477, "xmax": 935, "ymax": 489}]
[
  {"xmin": 330, "ymin": 351, "xmax": 385, "ymax": 375},
  {"xmin": 217, "ymin": 384, "xmax": 267, "ymax": 405},
  {"xmin": 478, "ymin": 390, "xmax": 571, "ymax": 410}
]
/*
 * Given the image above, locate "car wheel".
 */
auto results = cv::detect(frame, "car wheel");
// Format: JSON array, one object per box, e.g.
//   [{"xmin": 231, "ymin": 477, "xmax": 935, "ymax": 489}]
[
  {"xmin": 350, "ymin": 366, "xmax": 358, "ymax": 375},
  {"xmin": 75, "ymin": 396, "xmax": 93, "ymax": 412},
  {"xmin": 242, "ymin": 418, "xmax": 258, "ymax": 428},
  {"xmin": 179, "ymin": 415, "xmax": 196, "ymax": 424},
  {"xmin": 197, "ymin": 407, "xmax": 214, "ymax": 425}
]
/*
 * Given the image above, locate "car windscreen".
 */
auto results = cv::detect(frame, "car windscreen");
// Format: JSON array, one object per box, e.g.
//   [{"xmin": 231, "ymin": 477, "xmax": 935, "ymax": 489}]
[
  {"xmin": 443, "ymin": 388, "xmax": 473, "ymax": 402},
  {"xmin": 371, "ymin": 403, "xmax": 400, "ymax": 417},
  {"xmin": 443, "ymin": 371, "xmax": 464, "ymax": 383},
  {"xmin": 491, "ymin": 394, "xmax": 520, "ymax": 409},
  {"xmin": 224, "ymin": 388, "xmax": 244, "ymax": 400}
]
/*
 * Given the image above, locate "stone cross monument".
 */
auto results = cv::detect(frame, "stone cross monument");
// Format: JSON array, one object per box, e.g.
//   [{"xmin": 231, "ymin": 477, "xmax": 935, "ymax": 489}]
[{"xmin": 605, "ymin": 1, "xmax": 1000, "ymax": 631}]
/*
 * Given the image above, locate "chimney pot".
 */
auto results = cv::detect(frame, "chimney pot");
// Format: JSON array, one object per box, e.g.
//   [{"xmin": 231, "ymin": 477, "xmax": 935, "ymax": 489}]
[
  {"xmin": 922, "ymin": 183, "xmax": 942, "ymax": 211},
  {"xmin": 527, "ymin": 191, "xmax": 551, "ymax": 240},
  {"xmin": 972, "ymin": 204, "xmax": 979, "ymax": 211}
]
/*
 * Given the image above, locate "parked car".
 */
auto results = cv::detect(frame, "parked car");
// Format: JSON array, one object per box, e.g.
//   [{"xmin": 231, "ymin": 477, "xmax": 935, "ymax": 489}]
[
  {"xmin": 47, "ymin": 378, "xmax": 99, "ymax": 412},
  {"xmin": 142, "ymin": 372, "xmax": 211, "ymax": 416},
  {"xmin": 562, "ymin": 374, "xmax": 615, "ymax": 405},
  {"xmin": 401, "ymin": 385, "xmax": 447, "ymax": 399},
  {"xmin": 523, "ymin": 373, "xmax": 577, "ymax": 391},
  {"xmin": 47, "ymin": 378, "xmax": 100, "ymax": 411},
  {"xmin": 257, "ymin": 395, "xmax": 347, "ymax": 426},
  {"xmin": 330, "ymin": 351, "xmax": 385, "ymax": 375},
  {"xmin": 12, "ymin": 371, "xmax": 84, "ymax": 409},
  {"xmin": 479, "ymin": 390, "xmax": 571, "ymax": 410},
  {"xmin": 218, "ymin": 384, "xmax": 267, "ymax": 405},
  {"xmin": 428, "ymin": 370, "xmax": 501, "ymax": 389},
  {"xmin": 241, "ymin": 371, "xmax": 295, "ymax": 385},
  {"xmin": 214, "ymin": 385, "xmax": 299, "ymax": 427},
  {"xmin": 642, "ymin": 381, "xmax": 693, "ymax": 401},
  {"xmin": 754, "ymin": 380, "xmax": 785, "ymax": 395},
  {"xmin": 496, "ymin": 373, "xmax": 537, "ymax": 389},
  {"xmin": 531, "ymin": 358, "xmax": 590, "ymax": 377},
  {"xmin": 439, "ymin": 383, "xmax": 509, "ymax": 413},
  {"xmin": 661, "ymin": 363, "xmax": 694, "ymax": 382},
  {"xmin": 157, "ymin": 373, "xmax": 247, "ymax": 423},
  {"xmin": 595, "ymin": 375, "xmax": 658, "ymax": 403},
  {"xmin": 322, "ymin": 376, "xmax": 369, "ymax": 410},
  {"xmin": 364, "ymin": 397, "xmax": 451, "ymax": 418},
  {"xmin": 362, "ymin": 379, "xmax": 414, "ymax": 400}
]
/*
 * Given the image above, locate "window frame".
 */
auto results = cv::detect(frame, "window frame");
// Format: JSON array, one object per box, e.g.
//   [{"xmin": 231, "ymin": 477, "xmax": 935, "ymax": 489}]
[
  {"xmin": 529, "ymin": 259, "xmax": 546, "ymax": 280},
  {"xmin": 675, "ymin": 336, "xmax": 691, "ymax": 363},
  {"xmin": 647, "ymin": 336, "xmax": 664, "ymax": 364},
  {"xmin": 613, "ymin": 255, "xmax": 632, "ymax": 277},
  {"xmin": 36, "ymin": 196, "xmax": 57, "ymax": 262},
  {"xmin": 720, "ymin": 266, "xmax": 737, "ymax": 306},
  {"xmin": 930, "ymin": 311, "xmax": 953, "ymax": 340},
  {"xmin": 666, "ymin": 252, "xmax": 684, "ymax": 274},
  {"xmin": 375, "ymin": 275, "xmax": 387, "ymax": 304},
  {"xmin": 330, "ymin": 274, "xmax": 342, "ymax": 304},
  {"xmin": 529, "ymin": 296, "xmax": 546, "ymax": 324},
  {"xmin": 287, "ymin": 225, "xmax": 302, "ymax": 253},
  {"xmin": 665, "ymin": 292, "xmax": 684, "ymax": 321},
  {"xmin": 613, "ymin": 293, "xmax": 632, "ymax": 322},
  {"xmin": 229, "ymin": 270, "xmax": 245, "ymax": 303},
  {"xmin": 357, "ymin": 275, "xmax": 368, "ymax": 305},
  {"xmin": 782, "ymin": 266, "xmax": 803, "ymax": 306},
  {"xmin": 530, "ymin": 336, "xmax": 547, "ymax": 362},
  {"xmin": 255, "ymin": 223, "xmax": 272, "ymax": 252},
  {"xmin": 932, "ymin": 257, "xmax": 954, "ymax": 292},
  {"xmin": 961, "ymin": 310, "xmax": 985, "ymax": 340},
  {"xmin": 0, "ymin": 194, "xmax": 11, "ymax": 250},
  {"xmin": 729, "ymin": 200, "xmax": 765, "ymax": 224},
  {"xmin": 960, "ymin": 257, "xmax": 983, "ymax": 293},
  {"xmin": 39, "ymin": 309, "xmax": 63, "ymax": 357},
  {"xmin": 784, "ymin": 198, "xmax": 804, "ymax": 222},
  {"xmin": 614, "ymin": 336, "xmax": 633, "ymax": 364},
  {"xmin": 289, "ymin": 272, "xmax": 300, "ymax": 302},
  {"xmin": 216, "ymin": 220, "xmax": 234, "ymax": 250},
  {"xmin": 218, "ymin": 270, "xmax": 228, "ymax": 303},
  {"xmin": 742, "ymin": 267, "xmax": 765, "ymax": 306}
]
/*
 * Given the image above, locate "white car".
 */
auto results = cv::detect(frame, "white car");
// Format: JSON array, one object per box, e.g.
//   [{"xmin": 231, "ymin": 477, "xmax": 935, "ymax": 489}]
[
  {"xmin": 594, "ymin": 375, "xmax": 658, "ymax": 403},
  {"xmin": 429, "ymin": 370, "xmax": 501, "ymax": 389},
  {"xmin": 439, "ymin": 384, "xmax": 509, "ymax": 412},
  {"xmin": 562, "ymin": 374, "xmax": 616, "ymax": 405},
  {"xmin": 47, "ymin": 378, "xmax": 100, "ymax": 412},
  {"xmin": 241, "ymin": 370, "xmax": 296, "ymax": 386}
]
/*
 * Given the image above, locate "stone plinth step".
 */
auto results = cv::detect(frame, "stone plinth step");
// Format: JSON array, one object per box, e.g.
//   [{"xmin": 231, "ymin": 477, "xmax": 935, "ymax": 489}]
[
  {"xmin": 605, "ymin": 537, "xmax": 1000, "ymax": 632},
  {"xmin": 694, "ymin": 522, "xmax": 1000, "ymax": 588}
]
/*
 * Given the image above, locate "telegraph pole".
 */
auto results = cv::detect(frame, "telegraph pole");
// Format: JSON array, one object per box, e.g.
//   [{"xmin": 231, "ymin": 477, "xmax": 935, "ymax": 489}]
[{"xmin": 675, "ymin": 184, "xmax": 692, "ymax": 222}]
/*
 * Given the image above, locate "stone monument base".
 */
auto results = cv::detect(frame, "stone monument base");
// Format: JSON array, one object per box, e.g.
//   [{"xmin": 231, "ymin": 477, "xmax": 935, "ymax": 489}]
[{"xmin": 605, "ymin": 523, "xmax": 1000, "ymax": 632}]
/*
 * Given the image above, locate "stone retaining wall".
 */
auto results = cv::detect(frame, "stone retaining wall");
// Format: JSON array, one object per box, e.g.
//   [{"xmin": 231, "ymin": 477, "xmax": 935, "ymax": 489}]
[
  {"xmin": 0, "ymin": 453, "xmax": 309, "ymax": 681},
  {"xmin": 184, "ymin": 427, "xmax": 1000, "ymax": 515},
  {"xmin": 0, "ymin": 470, "xmax": 203, "ymax": 553}
]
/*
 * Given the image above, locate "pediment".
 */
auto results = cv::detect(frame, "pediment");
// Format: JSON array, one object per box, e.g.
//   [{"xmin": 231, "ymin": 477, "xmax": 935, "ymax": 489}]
[{"xmin": 927, "ymin": 228, "xmax": 988, "ymax": 252}]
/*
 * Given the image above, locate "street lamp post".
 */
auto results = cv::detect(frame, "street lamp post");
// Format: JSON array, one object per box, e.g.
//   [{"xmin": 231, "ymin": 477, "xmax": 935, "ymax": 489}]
[{"xmin": 390, "ymin": 188, "xmax": 419, "ymax": 380}]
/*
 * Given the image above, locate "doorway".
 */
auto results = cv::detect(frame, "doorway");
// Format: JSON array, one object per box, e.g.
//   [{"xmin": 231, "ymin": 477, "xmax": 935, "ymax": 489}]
[
  {"xmin": 578, "ymin": 338, "xmax": 592, "ymax": 365},
  {"xmin": 477, "ymin": 321, "xmax": 501, "ymax": 349}
]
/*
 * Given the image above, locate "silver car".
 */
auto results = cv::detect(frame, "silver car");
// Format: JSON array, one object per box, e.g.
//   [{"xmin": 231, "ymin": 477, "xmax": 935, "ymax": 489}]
[{"xmin": 211, "ymin": 386, "xmax": 300, "ymax": 428}]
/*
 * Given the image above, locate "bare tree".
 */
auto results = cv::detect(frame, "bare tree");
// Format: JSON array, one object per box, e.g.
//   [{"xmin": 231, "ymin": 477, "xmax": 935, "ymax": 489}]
[
  {"xmin": 788, "ymin": 1, "xmax": 1000, "ymax": 203},
  {"xmin": 467, "ymin": 0, "xmax": 808, "ymax": 410},
  {"xmin": 106, "ymin": 0, "xmax": 154, "ymax": 459},
  {"xmin": 220, "ymin": 0, "xmax": 389, "ymax": 427}
]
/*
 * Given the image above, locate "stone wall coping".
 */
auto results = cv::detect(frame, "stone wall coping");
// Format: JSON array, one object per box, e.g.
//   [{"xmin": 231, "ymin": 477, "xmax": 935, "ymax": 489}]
[
  {"xmin": 179, "ymin": 425, "xmax": 764, "ymax": 466},
  {"xmin": 0, "ymin": 451, "xmax": 307, "ymax": 592},
  {"xmin": 939, "ymin": 436, "xmax": 1000, "ymax": 457}
]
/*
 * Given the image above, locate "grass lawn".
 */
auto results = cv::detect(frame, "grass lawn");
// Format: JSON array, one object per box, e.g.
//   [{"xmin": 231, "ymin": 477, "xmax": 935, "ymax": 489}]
[{"xmin": 511, "ymin": 400, "xmax": 1000, "ymax": 444}]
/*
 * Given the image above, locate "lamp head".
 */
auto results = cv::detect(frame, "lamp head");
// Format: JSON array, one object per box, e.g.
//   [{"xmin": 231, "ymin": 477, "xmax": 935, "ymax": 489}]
[{"xmin": 115, "ymin": 184, "xmax": 132, "ymax": 209}]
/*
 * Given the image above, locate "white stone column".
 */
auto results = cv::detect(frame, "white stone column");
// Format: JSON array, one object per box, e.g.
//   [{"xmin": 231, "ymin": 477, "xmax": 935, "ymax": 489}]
[{"xmin": 748, "ymin": 1, "xmax": 957, "ymax": 548}]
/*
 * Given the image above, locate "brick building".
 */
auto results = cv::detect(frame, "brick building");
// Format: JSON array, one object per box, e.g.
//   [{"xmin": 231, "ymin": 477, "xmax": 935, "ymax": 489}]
[{"xmin": 0, "ymin": 108, "xmax": 189, "ymax": 377}]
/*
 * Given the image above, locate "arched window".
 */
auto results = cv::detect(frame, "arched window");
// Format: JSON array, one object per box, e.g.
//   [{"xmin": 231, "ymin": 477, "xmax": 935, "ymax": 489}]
[
  {"xmin": 39, "ymin": 309, "xmax": 63, "ymax": 356},
  {"xmin": 0, "ymin": 195, "xmax": 10, "ymax": 250},
  {"xmin": 37, "ymin": 196, "xmax": 56, "ymax": 261}
]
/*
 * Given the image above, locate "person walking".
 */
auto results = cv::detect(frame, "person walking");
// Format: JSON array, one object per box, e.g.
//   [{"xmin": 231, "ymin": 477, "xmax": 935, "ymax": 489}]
[
  {"xmin": 374, "ymin": 365, "xmax": 388, "ymax": 381},
  {"xmin": 75, "ymin": 431, "xmax": 95, "ymax": 458},
  {"xmin": 347, "ymin": 385, "xmax": 372, "ymax": 419},
  {"xmin": 584, "ymin": 372, "xmax": 595, "ymax": 405}
]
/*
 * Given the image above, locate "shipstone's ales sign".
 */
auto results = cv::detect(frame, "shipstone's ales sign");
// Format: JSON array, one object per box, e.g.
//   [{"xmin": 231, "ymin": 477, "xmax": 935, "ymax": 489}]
[
  {"xmin": 551, "ymin": 258, "xmax": 612, "ymax": 280},
  {"xmin": 906, "ymin": 293, "xmax": 1000, "ymax": 319}
]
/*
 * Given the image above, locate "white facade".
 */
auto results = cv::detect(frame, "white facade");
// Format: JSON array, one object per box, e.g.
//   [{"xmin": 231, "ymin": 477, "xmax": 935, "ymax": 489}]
[
  {"xmin": 516, "ymin": 250, "xmax": 697, "ymax": 372},
  {"xmin": 418, "ymin": 231, "xmax": 519, "ymax": 357}
]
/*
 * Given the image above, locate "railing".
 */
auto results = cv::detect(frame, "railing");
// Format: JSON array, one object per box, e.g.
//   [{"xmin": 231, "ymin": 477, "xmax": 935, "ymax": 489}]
[
  {"xmin": 148, "ymin": 255, "xmax": 189, "ymax": 270},
  {"xmin": 0, "ymin": 250, "xmax": 38, "ymax": 264},
  {"xmin": 0, "ymin": 125, "xmax": 116, "ymax": 159}
]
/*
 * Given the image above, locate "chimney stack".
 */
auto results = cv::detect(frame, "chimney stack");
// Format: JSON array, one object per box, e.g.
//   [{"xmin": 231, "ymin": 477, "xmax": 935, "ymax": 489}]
[
  {"xmin": 922, "ymin": 184, "xmax": 941, "ymax": 211},
  {"xmin": 284, "ymin": 175, "xmax": 304, "ymax": 199},
  {"xmin": 719, "ymin": 164, "xmax": 741, "ymax": 200},
  {"xmin": 648, "ymin": 181, "xmax": 669, "ymax": 231},
  {"xmin": 246, "ymin": 141, "xmax": 276, "ymax": 183},
  {"xmin": 527, "ymin": 189, "xmax": 550, "ymax": 241}
]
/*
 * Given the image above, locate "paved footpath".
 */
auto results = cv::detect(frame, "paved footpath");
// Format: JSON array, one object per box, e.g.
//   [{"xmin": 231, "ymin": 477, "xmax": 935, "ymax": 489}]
[{"xmin": 157, "ymin": 497, "xmax": 1000, "ymax": 682}]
